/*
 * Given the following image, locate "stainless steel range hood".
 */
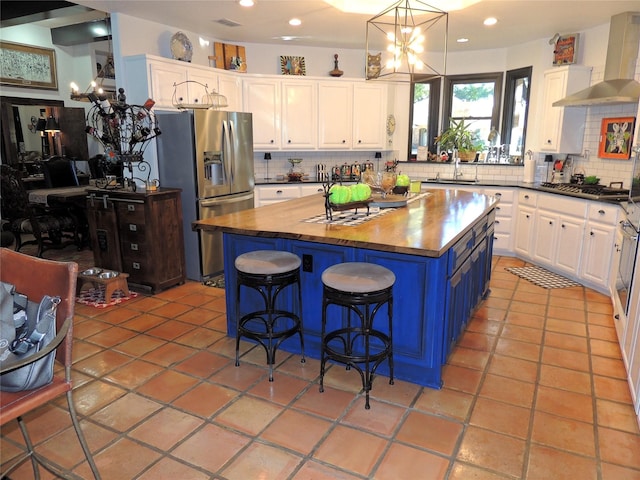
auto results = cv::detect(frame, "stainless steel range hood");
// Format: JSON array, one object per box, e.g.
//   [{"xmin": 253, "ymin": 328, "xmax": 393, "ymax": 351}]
[{"xmin": 554, "ymin": 12, "xmax": 640, "ymax": 107}]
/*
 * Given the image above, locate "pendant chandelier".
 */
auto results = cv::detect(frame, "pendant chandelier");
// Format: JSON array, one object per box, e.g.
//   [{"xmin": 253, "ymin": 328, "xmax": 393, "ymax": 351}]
[{"xmin": 366, "ymin": 0, "xmax": 448, "ymax": 82}]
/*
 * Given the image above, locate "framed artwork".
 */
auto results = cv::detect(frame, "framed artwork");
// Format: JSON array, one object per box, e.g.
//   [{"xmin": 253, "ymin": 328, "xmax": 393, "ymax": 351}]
[
  {"xmin": 0, "ymin": 41, "xmax": 58, "ymax": 90},
  {"xmin": 552, "ymin": 33, "xmax": 579, "ymax": 66},
  {"xmin": 280, "ymin": 56, "xmax": 306, "ymax": 75},
  {"xmin": 598, "ymin": 117, "xmax": 635, "ymax": 159}
]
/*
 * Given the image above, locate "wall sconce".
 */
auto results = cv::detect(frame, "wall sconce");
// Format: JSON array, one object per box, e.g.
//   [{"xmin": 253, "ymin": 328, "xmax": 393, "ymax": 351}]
[
  {"xmin": 44, "ymin": 116, "xmax": 60, "ymax": 132},
  {"xmin": 264, "ymin": 152, "xmax": 272, "ymax": 180}
]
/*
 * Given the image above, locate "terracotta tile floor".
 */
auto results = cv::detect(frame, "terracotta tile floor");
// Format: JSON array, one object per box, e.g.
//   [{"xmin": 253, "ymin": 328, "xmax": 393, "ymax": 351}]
[{"xmin": 2, "ymin": 254, "xmax": 640, "ymax": 479}]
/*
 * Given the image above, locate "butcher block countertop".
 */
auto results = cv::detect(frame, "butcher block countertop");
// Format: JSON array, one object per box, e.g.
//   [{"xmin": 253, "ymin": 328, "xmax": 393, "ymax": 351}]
[{"xmin": 193, "ymin": 188, "xmax": 499, "ymax": 257}]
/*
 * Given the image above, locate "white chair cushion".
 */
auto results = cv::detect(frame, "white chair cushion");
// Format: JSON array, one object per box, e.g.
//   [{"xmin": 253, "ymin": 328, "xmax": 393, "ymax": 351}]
[
  {"xmin": 322, "ymin": 262, "xmax": 395, "ymax": 293},
  {"xmin": 235, "ymin": 250, "xmax": 301, "ymax": 275}
]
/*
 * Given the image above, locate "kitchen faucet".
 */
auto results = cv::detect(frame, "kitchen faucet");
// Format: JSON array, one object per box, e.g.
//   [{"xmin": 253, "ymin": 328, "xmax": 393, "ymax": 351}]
[{"xmin": 453, "ymin": 150, "xmax": 463, "ymax": 179}]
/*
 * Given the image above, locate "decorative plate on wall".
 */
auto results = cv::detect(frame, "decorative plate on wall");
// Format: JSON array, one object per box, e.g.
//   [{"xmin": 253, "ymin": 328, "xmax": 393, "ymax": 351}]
[
  {"xmin": 280, "ymin": 56, "xmax": 306, "ymax": 75},
  {"xmin": 170, "ymin": 31, "xmax": 193, "ymax": 62}
]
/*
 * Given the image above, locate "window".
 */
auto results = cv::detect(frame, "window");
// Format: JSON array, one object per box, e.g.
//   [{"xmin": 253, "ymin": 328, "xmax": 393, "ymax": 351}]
[
  {"xmin": 501, "ymin": 66, "xmax": 532, "ymax": 158},
  {"xmin": 442, "ymin": 73, "xmax": 503, "ymax": 155},
  {"xmin": 408, "ymin": 77, "xmax": 441, "ymax": 160}
]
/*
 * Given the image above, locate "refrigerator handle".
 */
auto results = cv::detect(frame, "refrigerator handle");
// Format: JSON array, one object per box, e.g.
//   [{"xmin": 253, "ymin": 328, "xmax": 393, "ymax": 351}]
[
  {"xmin": 200, "ymin": 191, "xmax": 254, "ymax": 207},
  {"xmin": 228, "ymin": 120, "xmax": 235, "ymax": 184}
]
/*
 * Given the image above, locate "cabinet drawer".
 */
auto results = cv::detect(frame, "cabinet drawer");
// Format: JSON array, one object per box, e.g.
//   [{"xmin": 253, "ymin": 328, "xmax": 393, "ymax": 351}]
[
  {"xmin": 121, "ymin": 257, "xmax": 149, "ymax": 282},
  {"xmin": 588, "ymin": 203, "xmax": 620, "ymax": 224},
  {"xmin": 118, "ymin": 221, "xmax": 147, "ymax": 239},
  {"xmin": 120, "ymin": 238, "xmax": 148, "ymax": 257},
  {"xmin": 483, "ymin": 188, "xmax": 515, "ymax": 203},
  {"xmin": 300, "ymin": 184, "xmax": 325, "ymax": 196},
  {"xmin": 493, "ymin": 216, "xmax": 513, "ymax": 234},
  {"xmin": 448, "ymin": 229, "xmax": 474, "ymax": 274},
  {"xmin": 258, "ymin": 186, "xmax": 300, "ymax": 200},
  {"xmin": 538, "ymin": 192, "xmax": 586, "ymax": 216},
  {"xmin": 116, "ymin": 201, "xmax": 146, "ymax": 222},
  {"xmin": 518, "ymin": 190, "xmax": 537, "ymax": 207},
  {"xmin": 494, "ymin": 202, "xmax": 513, "ymax": 218}
]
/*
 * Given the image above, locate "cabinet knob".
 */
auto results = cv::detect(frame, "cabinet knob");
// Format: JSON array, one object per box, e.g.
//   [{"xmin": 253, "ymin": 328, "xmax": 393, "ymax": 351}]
[
  {"xmin": 614, "ymin": 314, "xmax": 620, "ymax": 320},
  {"xmin": 342, "ymin": 140, "xmax": 346, "ymax": 143},
  {"xmin": 561, "ymin": 224, "xmax": 565, "ymax": 228},
  {"xmin": 129, "ymin": 224, "xmax": 137, "ymax": 232},
  {"xmin": 178, "ymin": 97, "xmax": 184, "ymax": 102},
  {"xmin": 524, "ymin": 195, "xmax": 529, "ymax": 199},
  {"xmin": 590, "ymin": 231, "xmax": 594, "ymax": 236},
  {"xmin": 598, "ymin": 209, "xmax": 605, "ymax": 215},
  {"xmin": 132, "ymin": 262, "xmax": 141, "ymax": 270},
  {"xmin": 495, "ymin": 192, "xmax": 502, "ymax": 197},
  {"xmin": 270, "ymin": 139, "xmax": 274, "ymax": 144},
  {"xmin": 549, "ymin": 221, "xmax": 553, "ymax": 225},
  {"xmin": 131, "ymin": 243, "xmax": 139, "ymax": 251},
  {"xmin": 495, "ymin": 220, "xmax": 500, "ymax": 224},
  {"xmin": 276, "ymin": 190, "xmax": 283, "ymax": 194},
  {"xmin": 288, "ymin": 139, "xmax": 292, "ymax": 144},
  {"xmin": 546, "ymin": 139, "xmax": 552, "ymax": 144},
  {"xmin": 358, "ymin": 140, "xmax": 362, "ymax": 144},
  {"xmin": 526, "ymin": 214, "xmax": 530, "ymax": 219}
]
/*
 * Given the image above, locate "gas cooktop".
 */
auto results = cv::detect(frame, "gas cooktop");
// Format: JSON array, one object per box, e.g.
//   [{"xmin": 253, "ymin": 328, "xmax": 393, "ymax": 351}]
[{"xmin": 537, "ymin": 182, "xmax": 630, "ymax": 201}]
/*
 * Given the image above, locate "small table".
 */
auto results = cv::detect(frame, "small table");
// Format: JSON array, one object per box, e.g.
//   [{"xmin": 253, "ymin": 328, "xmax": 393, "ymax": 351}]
[{"xmin": 77, "ymin": 270, "xmax": 130, "ymax": 302}]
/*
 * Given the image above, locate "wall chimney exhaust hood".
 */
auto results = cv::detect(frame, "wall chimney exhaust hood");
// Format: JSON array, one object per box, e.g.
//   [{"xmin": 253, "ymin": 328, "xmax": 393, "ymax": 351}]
[{"xmin": 554, "ymin": 12, "xmax": 640, "ymax": 107}]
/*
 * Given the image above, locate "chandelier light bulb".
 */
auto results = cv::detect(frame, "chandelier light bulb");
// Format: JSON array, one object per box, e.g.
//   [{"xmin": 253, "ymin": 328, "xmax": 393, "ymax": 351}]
[{"xmin": 70, "ymin": 82, "xmax": 79, "ymax": 93}]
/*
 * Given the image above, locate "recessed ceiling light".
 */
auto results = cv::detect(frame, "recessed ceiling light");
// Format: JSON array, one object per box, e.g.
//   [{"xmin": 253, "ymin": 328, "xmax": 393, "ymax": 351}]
[
  {"xmin": 457, "ymin": 38, "xmax": 469, "ymax": 43},
  {"xmin": 289, "ymin": 18, "xmax": 302, "ymax": 26},
  {"xmin": 483, "ymin": 17, "xmax": 497, "ymax": 26},
  {"xmin": 239, "ymin": 0, "xmax": 254, "ymax": 6}
]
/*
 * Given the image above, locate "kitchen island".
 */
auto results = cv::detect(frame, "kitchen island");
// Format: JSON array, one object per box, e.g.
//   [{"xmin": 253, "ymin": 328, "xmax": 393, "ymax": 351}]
[{"xmin": 193, "ymin": 189, "xmax": 498, "ymax": 388}]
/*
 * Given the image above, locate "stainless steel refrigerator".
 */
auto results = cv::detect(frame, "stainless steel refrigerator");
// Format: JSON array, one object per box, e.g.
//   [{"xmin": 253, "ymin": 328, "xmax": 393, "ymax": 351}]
[{"xmin": 157, "ymin": 110, "xmax": 254, "ymax": 281}]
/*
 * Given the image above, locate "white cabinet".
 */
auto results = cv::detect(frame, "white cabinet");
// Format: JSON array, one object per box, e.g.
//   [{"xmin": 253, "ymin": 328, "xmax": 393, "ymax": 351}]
[
  {"xmin": 352, "ymin": 83, "xmax": 386, "ymax": 149},
  {"xmin": 281, "ymin": 81, "xmax": 317, "ymax": 149},
  {"xmin": 217, "ymin": 70, "xmax": 242, "ymax": 112},
  {"xmin": 318, "ymin": 82, "xmax": 352, "ymax": 149},
  {"xmin": 255, "ymin": 183, "xmax": 325, "ymax": 207},
  {"xmin": 243, "ymin": 79, "xmax": 281, "ymax": 149},
  {"xmin": 580, "ymin": 203, "xmax": 619, "ymax": 288},
  {"xmin": 148, "ymin": 60, "xmax": 187, "ymax": 108},
  {"xmin": 514, "ymin": 191, "xmax": 537, "ymax": 258},
  {"xmin": 482, "ymin": 187, "xmax": 515, "ymax": 254},
  {"xmin": 300, "ymin": 184, "xmax": 325, "ymax": 197},
  {"xmin": 532, "ymin": 194, "xmax": 586, "ymax": 277},
  {"xmin": 539, "ymin": 66, "xmax": 591, "ymax": 153},
  {"xmin": 254, "ymin": 185, "xmax": 299, "ymax": 207}
]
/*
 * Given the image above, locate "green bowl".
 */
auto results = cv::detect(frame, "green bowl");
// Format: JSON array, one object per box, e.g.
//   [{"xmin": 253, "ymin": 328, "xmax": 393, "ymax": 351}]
[{"xmin": 584, "ymin": 176, "xmax": 600, "ymax": 185}]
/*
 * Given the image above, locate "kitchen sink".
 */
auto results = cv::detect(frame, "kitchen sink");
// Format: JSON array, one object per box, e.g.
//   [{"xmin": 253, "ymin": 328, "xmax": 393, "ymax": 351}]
[{"xmin": 425, "ymin": 177, "xmax": 479, "ymax": 184}]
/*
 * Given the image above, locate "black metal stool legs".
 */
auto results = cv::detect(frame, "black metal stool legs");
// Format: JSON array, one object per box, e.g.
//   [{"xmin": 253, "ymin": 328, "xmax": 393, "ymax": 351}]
[
  {"xmin": 235, "ymin": 267, "xmax": 305, "ymax": 382},
  {"xmin": 320, "ymin": 285, "xmax": 394, "ymax": 409}
]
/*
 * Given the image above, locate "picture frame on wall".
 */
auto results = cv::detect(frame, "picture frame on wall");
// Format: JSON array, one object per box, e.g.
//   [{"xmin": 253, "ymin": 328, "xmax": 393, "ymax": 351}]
[
  {"xmin": 0, "ymin": 41, "xmax": 58, "ymax": 90},
  {"xmin": 598, "ymin": 116, "xmax": 636, "ymax": 159},
  {"xmin": 552, "ymin": 33, "xmax": 579, "ymax": 66},
  {"xmin": 280, "ymin": 56, "xmax": 306, "ymax": 75}
]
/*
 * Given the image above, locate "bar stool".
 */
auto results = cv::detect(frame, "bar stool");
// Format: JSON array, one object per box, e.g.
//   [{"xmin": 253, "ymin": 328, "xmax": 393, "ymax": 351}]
[
  {"xmin": 235, "ymin": 250, "xmax": 305, "ymax": 381},
  {"xmin": 319, "ymin": 262, "xmax": 395, "ymax": 409}
]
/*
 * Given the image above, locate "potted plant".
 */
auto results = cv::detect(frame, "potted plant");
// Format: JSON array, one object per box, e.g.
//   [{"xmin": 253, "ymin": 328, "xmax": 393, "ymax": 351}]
[{"xmin": 436, "ymin": 118, "xmax": 484, "ymax": 161}]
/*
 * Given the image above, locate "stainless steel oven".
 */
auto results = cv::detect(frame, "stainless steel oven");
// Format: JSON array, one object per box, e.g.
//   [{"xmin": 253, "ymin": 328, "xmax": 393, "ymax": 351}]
[{"xmin": 618, "ymin": 215, "xmax": 639, "ymax": 316}]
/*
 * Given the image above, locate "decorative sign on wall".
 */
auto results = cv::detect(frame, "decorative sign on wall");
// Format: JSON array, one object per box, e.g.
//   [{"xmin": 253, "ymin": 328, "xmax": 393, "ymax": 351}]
[
  {"xmin": 598, "ymin": 116, "xmax": 635, "ymax": 159},
  {"xmin": 552, "ymin": 33, "xmax": 579, "ymax": 66},
  {"xmin": 0, "ymin": 41, "xmax": 58, "ymax": 90},
  {"xmin": 280, "ymin": 56, "xmax": 306, "ymax": 76}
]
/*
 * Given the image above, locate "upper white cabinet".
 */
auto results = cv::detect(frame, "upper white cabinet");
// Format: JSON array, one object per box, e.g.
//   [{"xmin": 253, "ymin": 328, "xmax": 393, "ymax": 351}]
[
  {"xmin": 281, "ymin": 81, "xmax": 317, "ymax": 149},
  {"xmin": 539, "ymin": 65, "xmax": 591, "ymax": 154},
  {"xmin": 217, "ymin": 70, "xmax": 243, "ymax": 112},
  {"xmin": 352, "ymin": 83, "xmax": 386, "ymax": 149},
  {"xmin": 243, "ymin": 78, "xmax": 281, "ymax": 149},
  {"xmin": 122, "ymin": 54, "xmax": 235, "ymax": 111},
  {"xmin": 318, "ymin": 82, "xmax": 352, "ymax": 149}
]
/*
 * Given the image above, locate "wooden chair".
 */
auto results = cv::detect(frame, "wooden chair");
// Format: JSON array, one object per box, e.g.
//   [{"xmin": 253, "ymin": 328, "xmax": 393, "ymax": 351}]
[
  {"xmin": 0, "ymin": 164, "xmax": 81, "ymax": 257},
  {"xmin": 0, "ymin": 248, "xmax": 101, "ymax": 479}
]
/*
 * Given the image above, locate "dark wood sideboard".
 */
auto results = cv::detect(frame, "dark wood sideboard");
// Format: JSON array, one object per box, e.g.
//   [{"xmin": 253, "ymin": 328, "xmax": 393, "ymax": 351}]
[{"xmin": 85, "ymin": 188, "xmax": 186, "ymax": 293}]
